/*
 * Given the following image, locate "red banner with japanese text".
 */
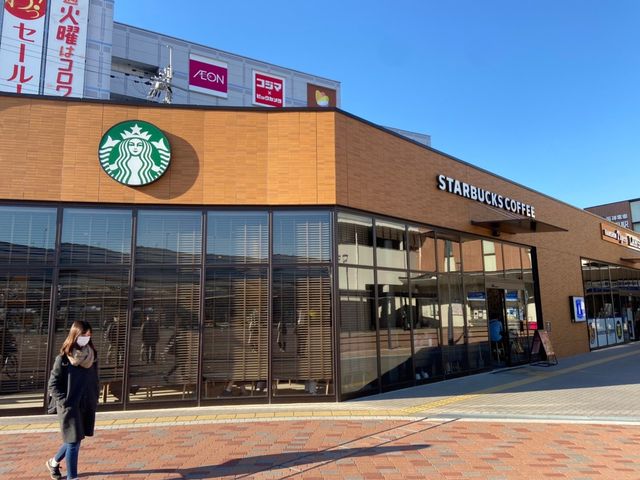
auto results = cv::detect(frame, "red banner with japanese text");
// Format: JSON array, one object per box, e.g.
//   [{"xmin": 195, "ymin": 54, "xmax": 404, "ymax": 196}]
[{"xmin": 43, "ymin": 0, "xmax": 89, "ymax": 97}]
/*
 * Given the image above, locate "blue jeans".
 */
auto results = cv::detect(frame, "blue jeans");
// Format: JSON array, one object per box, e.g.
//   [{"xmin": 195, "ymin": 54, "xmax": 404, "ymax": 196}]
[{"xmin": 54, "ymin": 441, "xmax": 81, "ymax": 479}]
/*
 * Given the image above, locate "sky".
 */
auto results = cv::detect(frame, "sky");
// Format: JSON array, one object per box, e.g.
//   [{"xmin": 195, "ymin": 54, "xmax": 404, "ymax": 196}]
[{"xmin": 114, "ymin": 0, "xmax": 640, "ymax": 209}]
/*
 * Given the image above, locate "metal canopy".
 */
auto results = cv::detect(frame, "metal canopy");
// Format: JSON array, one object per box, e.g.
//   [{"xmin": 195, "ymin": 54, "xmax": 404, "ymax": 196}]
[
  {"xmin": 620, "ymin": 257, "xmax": 640, "ymax": 264},
  {"xmin": 471, "ymin": 218, "xmax": 568, "ymax": 235}
]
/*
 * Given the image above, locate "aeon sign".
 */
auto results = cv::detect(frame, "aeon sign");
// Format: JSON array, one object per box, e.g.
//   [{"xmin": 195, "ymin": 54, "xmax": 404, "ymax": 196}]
[{"xmin": 188, "ymin": 54, "xmax": 228, "ymax": 98}]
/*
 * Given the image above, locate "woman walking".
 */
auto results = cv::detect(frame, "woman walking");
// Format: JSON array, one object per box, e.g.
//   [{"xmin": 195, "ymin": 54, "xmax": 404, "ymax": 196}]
[{"xmin": 46, "ymin": 320, "xmax": 100, "ymax": 480}]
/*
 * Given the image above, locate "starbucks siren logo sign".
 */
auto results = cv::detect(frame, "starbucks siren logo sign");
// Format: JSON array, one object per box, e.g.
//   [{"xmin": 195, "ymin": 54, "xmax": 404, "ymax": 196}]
[{"xmin": 99, "ymin": 120, "xmax": 171, "ymax": 186}]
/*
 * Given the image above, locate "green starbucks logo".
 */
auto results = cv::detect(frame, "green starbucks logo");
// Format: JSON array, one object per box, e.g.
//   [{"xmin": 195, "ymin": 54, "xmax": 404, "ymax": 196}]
[{"xmin": 99, "ymin": 120, "xmax": 171, "ymax": 186}]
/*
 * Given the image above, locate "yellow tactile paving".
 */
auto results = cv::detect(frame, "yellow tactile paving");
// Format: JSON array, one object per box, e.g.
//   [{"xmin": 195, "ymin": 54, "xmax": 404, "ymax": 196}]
[
  {"xmin": 195, "ymin": 414, "xmax": 223, "ymax": 421},
  {"xmin": 175, "ymin": 415, "xmax": 198, "ymax": 421},
  {"xmin": 153, "ymin": 416, "xmax": 178, "ymax": 423},
  {"xmin": 253, "ymin": 412, "xmax": 275, "ymax": 418},
  {"xmin": 214, "ymin": 414, "xmax": 237, "ymax": 420},
  {"xmin": 3, "ymin": 347, "xmax": 637, "ymax": 434},
  {"xmin": 234, "ymin": 413, "xmax": 256, "ymax": 419}
]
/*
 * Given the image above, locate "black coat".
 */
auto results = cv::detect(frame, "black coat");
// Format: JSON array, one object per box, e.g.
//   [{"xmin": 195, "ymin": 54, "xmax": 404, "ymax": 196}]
[{"xmin": 48, "ymin": 353, "xmax": 100, "ymax": 444}]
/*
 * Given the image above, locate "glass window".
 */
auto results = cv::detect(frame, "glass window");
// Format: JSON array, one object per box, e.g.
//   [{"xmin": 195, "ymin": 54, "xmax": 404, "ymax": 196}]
[
  {"xmin": 54, "ymin": 269, "xmax": 129, "ymax": 405},
  {"xmin": 0, "ymin": 206, "xmax": 56, "ymax": 264},
  {"xmin": 482, "ymin": 240, "xmax": 504, "ymax": 273},
  {"xmin": 273, "ymin": 211, "xmax": 331, "ymax": 264},
  {"xmin": 206, "ymin": 212, "xmax": 268, "ymax": 264},
  {"xmin": 136, "ymin": 210, "xmax": 202, "ymax": 265},
  {"xmin": 461, "ymin": 238, "xmax": 489, "ymax": 371},
  {"xmin": 61, "ymin": 208, "xmax": 132, "ymax": 265},
  {"xmin": 339, "ymin": 266, "xmax": 377, "ymax": 395},
  {"xmin": 630, "ymin": 200, "xmax": 640, "ymax": 223},
  {"xmin": 408, "ymin": 226, "xmax": 436, "ymax": 272},
  {"xmin": 129, "ymin": 267, "xmax": 201, "ymax": 404},
  {"xmin": 410, "ymin": 271, "xmax": 443, "ymax": 380},
  {"xmin": 376, "ymin": 220, "xmax": 407, "ymax": 270},
  {"xmin": 503, "ymin": 243, "xmax": 523, "ymax": 282},
  {"xmin": 202, "ymin": 267, "xmax": 268, "ymax": 399},
  {"xmin": 272, "ymin": 267, "xmax": 332, "ymax": 396},
  {"xmin": 523, "ymin": 248, "xmax": 538, "ymax": 332},
  {"xmin": 377, "ymin": 269, "xmax": 412, "ymax": 387},
  {"xmin": 439, "ymin": 270, "xmax": 468, "ymax": 373},
  {"xmin": 337, "ymin": 213, "xmax": 374, "ymax": 266},
  {"xmin": 436, "ymin": 234, "xmax": 461, "ymax": 272},
  {"xmin": 0, "ymin": 270, "xmax": 52, "ymax": 410}
]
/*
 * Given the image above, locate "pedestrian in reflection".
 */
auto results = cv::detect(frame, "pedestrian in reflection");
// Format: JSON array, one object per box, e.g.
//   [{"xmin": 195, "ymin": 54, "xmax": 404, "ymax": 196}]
[
  {"xmin": 140, "ymin": 315, "xmax": 159, "ymax": 364},
  {"xmin": 105, "ymin": 316, "xmax": 125, "ymax": 365},
  {"xmin": 46, "ymin": 320, "xmax": 99, "ymax": 480}
]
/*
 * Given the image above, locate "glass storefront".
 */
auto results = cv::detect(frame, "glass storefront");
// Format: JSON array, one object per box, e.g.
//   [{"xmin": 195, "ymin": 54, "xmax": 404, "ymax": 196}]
[
  {"xmin": 337, "ymin": 211, "xmax": 538, "ymax": 400},
  {"xmin": 0, "ymin": 204, "xmax": 540, "ymax": 413},
  {"xmin": 581, "ymin": 259, "xmax": 640, "ymax": 349}
]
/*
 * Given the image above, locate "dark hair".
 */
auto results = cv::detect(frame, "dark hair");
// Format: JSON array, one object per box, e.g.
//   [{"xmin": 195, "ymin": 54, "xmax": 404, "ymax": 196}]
[{"xmin": 60, "ymin": 320, "xmax": 97, "ymax": 356}]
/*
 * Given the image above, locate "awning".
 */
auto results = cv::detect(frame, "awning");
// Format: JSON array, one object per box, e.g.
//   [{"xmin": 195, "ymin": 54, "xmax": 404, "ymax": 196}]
[
  {"xmin": 620, "ymin": 257, "xmax": 640, "ymax": 264},
  {"xmin": 471, "ymin": 218, "xmax": 567, "ymax": 235},
  {"xmin": 470, "ymin": 205, "xmax": 567, "ymax": 236}
]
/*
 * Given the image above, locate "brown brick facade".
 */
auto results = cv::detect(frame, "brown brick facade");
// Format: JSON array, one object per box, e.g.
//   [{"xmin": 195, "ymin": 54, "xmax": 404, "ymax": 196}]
[{"xmin": 1, "ymin": 95, "xmax": 638, "ymax": 358}]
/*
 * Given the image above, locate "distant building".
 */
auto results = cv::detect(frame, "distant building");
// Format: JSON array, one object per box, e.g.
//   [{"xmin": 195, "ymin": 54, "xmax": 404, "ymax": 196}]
[{"xmin": 585, "ymin": 200, "xmax": 639, "ymax": 231}]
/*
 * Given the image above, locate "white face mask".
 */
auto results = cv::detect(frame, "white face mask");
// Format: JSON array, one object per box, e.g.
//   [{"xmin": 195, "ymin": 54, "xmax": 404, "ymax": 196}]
[{"xmin": 76, "ymin": 335, "xmax": 91, "ymax": 347}]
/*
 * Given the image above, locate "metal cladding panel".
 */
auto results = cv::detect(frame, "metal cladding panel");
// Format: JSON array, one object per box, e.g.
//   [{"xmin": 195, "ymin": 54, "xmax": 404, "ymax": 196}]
[
  {"xmin": 111, "ymin": 23, "xmax": 341, "ymax": 108},
  {"xmin": 84, "ymin": 0, "xmax": 115, "ymax": 99}
]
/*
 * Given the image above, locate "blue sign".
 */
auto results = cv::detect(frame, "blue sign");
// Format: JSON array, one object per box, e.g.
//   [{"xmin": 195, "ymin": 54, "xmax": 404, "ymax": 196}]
[{"xmin": 571, "ymin": 296, "xmax": 586, "ymax": 322}]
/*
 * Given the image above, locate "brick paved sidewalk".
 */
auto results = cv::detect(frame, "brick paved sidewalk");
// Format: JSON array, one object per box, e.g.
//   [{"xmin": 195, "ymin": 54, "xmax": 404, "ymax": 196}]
[{"xmin": 6, "ymin": 417, "xmax": 640, "ymax": 479}]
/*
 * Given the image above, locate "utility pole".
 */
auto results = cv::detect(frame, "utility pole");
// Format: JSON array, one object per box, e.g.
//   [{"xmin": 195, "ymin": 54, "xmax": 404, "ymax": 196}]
[{"xmin": 147, "ymin": 45, "xmax": 173, "ymax": 104}]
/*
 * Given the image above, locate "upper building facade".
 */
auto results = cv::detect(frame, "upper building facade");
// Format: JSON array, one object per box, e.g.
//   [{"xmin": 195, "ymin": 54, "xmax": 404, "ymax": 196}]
[
  {"xmin": 585, "ymin": 199, "xmax": 640, "ymax": 232},
  {"xmin": 0, "ymin": 0, "xmax": 431, "ymax": 145}
]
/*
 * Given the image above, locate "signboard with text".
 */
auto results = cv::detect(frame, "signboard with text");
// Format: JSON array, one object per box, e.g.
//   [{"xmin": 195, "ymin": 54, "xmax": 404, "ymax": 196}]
[
  {"xmin": 570, "ymin": 296, "xmax": 586, "ymax": 322},
  {"xmin": 0, "ymin": 0, "xmax": 48, "ymax": 94},
  {"xmin": 585, "ymin": 201, "xmax": 632, "ymax": 229},
  {"xmin": 600, "ymin": 223, "xmax": 640, "ymax": 252},
  {"xmin": 252, "ymin": 70, "xmax": 284, "ymax": 107},
  {"xmin": 43, "ymin": 0, "xmax": 90, "ymax": 97},
  {"xmin": 189, "ymin": 53, "xmax": 228, "ymax": 98}
]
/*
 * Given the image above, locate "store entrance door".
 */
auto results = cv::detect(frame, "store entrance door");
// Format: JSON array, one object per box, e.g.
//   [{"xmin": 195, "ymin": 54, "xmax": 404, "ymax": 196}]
[{"xmin": 487, "ymin": 287, "xmax": 529, "ymax": 366}]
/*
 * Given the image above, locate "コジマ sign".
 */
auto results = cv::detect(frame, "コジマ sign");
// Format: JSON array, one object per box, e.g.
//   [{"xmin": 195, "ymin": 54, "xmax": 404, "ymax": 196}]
[{"xmin": 253, "ymin": 70, "xmax": 284, "ymax": 107}]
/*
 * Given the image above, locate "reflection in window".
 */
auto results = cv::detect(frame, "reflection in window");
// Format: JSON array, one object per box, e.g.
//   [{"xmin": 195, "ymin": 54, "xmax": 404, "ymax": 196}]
[
  {"xmin": 337, "ymin": 213, "xmax": 373, "ymax": 266},
  {"xmin": 136, "ymin": 211, "xmax": 202, "ymax": 265},
  {"xmin": 202, "ymin": 267, "xmax": 268, "ymax": 399},
  {"xmin": 0, "ymin": 270, "xmax": 52, "ymax": 399},
  {"xmin": 272, "ymin": 267, "xmax": 332, "ymax": 396},
  {"xmin": 410, "ymin": 272, "xmax": 442, "ymax": 380},
  {"xmin": 408, "ymin": 226, "xmax": 436, "ymax": 272},
  {"xmin": 377, "ymin": 269, "xmax": 412, "ymax": 387},
  {"xmin": 55, "ymin": 269, "xmax": 129, "ymax": 404},
  {"xmin": 339, "ymin": 266, "xmax": 377, "ymax": 395},
  {"xmin": 502, "ymin": 243, "xmax": 523, "ymax": 282},
  {"xmin": 207, "ymin": 212, "xmax": 268, "ymax": 264},
  {"xmin": 273, "ymin": 211, "xmax": 331, "ymax": 263},
  {"xmin": 130, "ymin": 267, "xmax": 201, "ymax": 403},
  {"xmin": 482, "ymin": 240, "xmax": 504, "ymax": 274},
  {"xmin": 439, "ymin": 269, "xmax": 468, "ymax": 373},
  {"xmin": 376, "ymin": 220, "xmax": 406, "ymax": 270},
  {"xmin": 437, "ymin": 236, "xmax": 461, "ymax": 273},
  {"xmin": 461, "ymin": 238, "xmax": 489, "ymax": 370},
  {"xmin": 0, "ymin": 206, "xmax": 56, "ymax": 264},
  {"xmin": 61, "ymin": 208, "xmax": 132, "ymax": 265}
]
